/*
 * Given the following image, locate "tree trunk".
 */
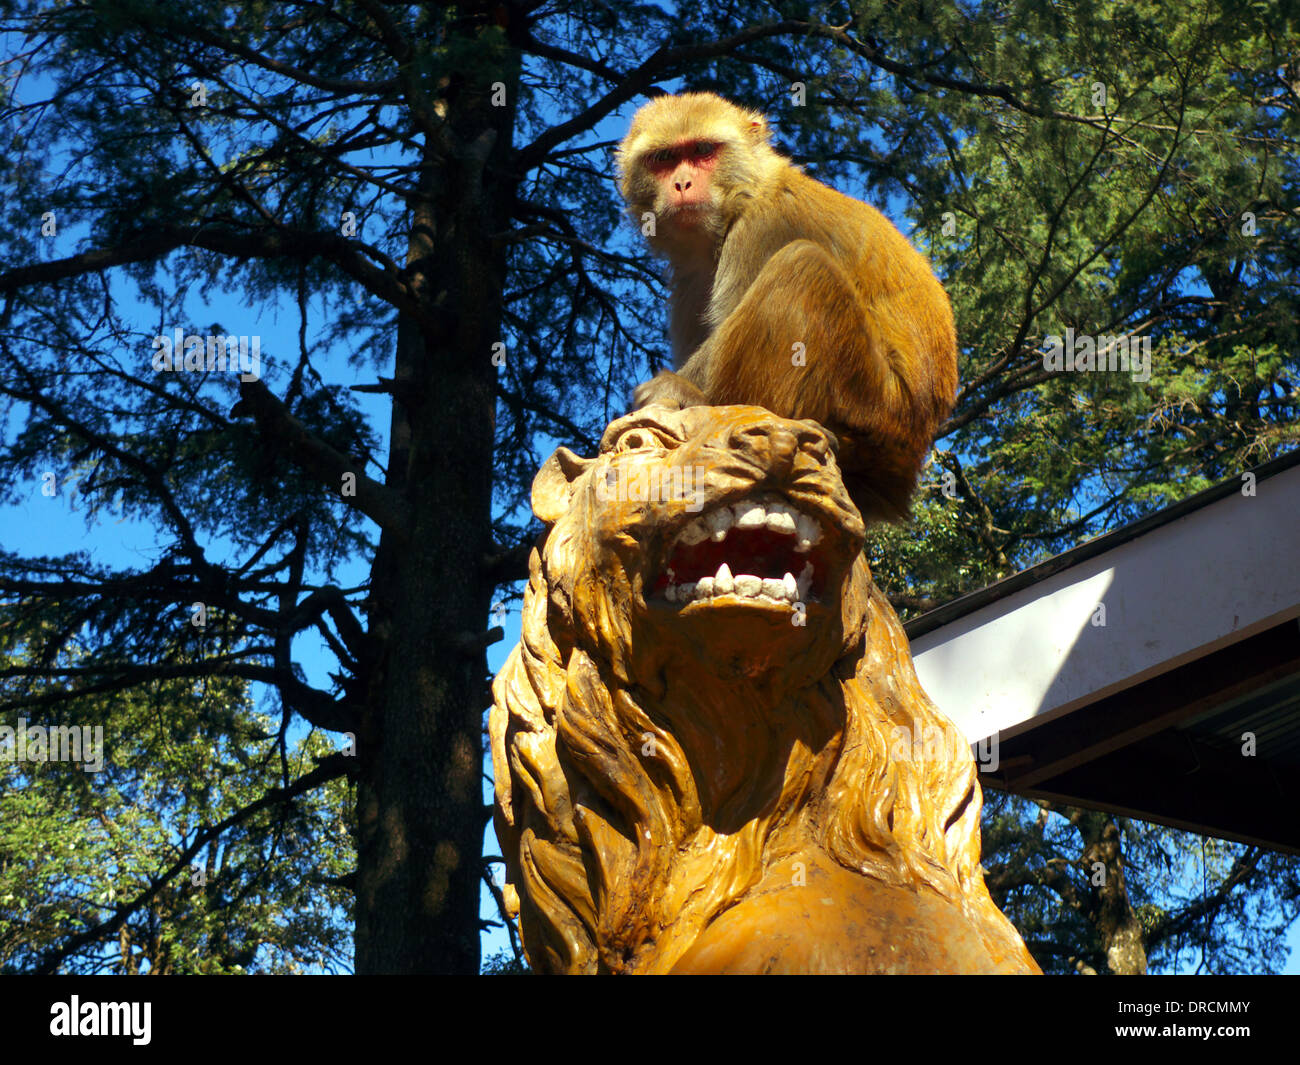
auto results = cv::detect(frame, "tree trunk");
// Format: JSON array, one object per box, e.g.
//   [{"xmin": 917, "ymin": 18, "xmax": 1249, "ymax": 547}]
[
  {"xmin": 353, "ymin": 68, "xmax": 517, "ymax": 972},
  {"xmin": 1084, "ymin": 815, "xmax": 1148, "ymax": 975}
]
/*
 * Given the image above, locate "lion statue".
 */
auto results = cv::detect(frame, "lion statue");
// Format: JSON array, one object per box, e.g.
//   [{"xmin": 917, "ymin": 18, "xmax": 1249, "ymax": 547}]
[{"xmin": 490, "ymin": 405, "xmax": 1040, "ymax": 974}]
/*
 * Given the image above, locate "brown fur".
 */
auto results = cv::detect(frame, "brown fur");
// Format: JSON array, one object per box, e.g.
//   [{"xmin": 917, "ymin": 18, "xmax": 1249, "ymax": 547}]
[{"xmin": 618, "ymin": 92, "xmax": 958, "ymax": 521}]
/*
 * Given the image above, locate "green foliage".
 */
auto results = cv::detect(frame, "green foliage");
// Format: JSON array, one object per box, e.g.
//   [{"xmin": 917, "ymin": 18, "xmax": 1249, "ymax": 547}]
[
  {"xmin": 811, "ymin": 0, "xmax": 1300, "ymax": 607},
  {"xmin": 983, "ymin": 790, "xmax": 1300, "ymax": 974},
  {"xmin": 0, "ymin": 646, "xmax": 353, "ymax": 973},
  {"xmin": 480, "ymin": 949, "xmax": 530, "ymax": 975}
]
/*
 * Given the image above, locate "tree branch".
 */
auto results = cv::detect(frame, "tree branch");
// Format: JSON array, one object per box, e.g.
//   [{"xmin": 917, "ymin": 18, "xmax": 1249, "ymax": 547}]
[{"xmin": 232, "ymin": 379, "xmax": 411, "ymax": 541}]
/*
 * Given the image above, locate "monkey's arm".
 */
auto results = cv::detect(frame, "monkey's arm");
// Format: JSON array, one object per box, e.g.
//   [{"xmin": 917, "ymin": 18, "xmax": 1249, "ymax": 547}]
[{"xmin": 631, "ymin": 364, "xmax": 709, "ymax": 410}]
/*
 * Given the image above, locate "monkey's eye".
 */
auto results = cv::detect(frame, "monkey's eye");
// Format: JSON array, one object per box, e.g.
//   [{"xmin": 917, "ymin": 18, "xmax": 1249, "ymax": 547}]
[
  {"xmin": 649, "ymin": 149, "xmax": 676, "ymax": 165},
  {"xmin": 692, "ymin": 141, "xmax": 717, "ymax": 157}
]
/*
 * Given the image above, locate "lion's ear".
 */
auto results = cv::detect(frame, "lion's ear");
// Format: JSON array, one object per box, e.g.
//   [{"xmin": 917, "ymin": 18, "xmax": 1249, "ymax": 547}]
[{"xmin": 532, "ymin": 446, "xmax": 592, "ymax": 523}]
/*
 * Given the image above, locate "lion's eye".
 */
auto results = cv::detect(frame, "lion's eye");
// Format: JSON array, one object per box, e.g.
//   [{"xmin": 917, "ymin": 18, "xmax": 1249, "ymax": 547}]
[{"xmin": 618, "ymin": 428, "xmax": 671, "ymax": 452}]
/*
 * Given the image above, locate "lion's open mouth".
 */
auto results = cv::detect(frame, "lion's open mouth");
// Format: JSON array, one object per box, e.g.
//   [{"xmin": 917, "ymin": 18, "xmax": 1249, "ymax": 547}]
[{"xmin": 651, "ymin": 493, "xmax": 830, "ymax": 607}]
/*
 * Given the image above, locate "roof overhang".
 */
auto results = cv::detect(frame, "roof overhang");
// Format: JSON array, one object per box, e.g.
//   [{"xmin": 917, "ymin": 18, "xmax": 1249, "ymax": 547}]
[{"xmin": 907, "ymin": 450, "xmax": 1300, "ymax": 853}]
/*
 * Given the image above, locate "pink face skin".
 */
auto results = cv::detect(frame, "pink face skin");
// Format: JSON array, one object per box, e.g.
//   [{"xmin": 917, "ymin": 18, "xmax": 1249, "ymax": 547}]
[{"xmin": 645, "ymin": 141, "xmax": 721, "ymax": 223}]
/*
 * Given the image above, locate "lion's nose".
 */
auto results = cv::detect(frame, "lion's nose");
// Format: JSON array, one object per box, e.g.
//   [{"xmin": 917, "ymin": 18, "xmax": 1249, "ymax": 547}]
[
  {"xmin": 767, "ymin": 426, "xmax": 799, "ymax": 476},
  {"xmin": 729, "ymin": 420, "xmax": 831, "ymax": 473}
]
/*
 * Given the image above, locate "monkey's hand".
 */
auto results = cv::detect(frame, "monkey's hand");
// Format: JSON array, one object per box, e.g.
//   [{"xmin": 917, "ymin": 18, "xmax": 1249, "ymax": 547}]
[{"xmin": 632, "ymin": 370, "xmax": 709, "ymax": 412}]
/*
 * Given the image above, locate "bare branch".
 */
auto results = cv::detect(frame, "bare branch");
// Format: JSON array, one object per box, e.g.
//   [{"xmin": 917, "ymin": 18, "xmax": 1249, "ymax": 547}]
[{"xmin": 232, "ymin": 379, "xmax": 411, "ymax": 541}]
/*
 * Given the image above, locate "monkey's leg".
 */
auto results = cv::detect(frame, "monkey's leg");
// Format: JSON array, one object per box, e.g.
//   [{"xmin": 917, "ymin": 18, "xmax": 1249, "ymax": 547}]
[
  {"xmin": 704, "ymin": 240, "xmax": 937, "ymax": 519},
  {"xmin": 704, "ymin": 242, "xmax": 902, "ymax": 422}
]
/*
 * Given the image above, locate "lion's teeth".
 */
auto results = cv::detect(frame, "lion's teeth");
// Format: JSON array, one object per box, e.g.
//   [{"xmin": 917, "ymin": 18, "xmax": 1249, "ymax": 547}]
[
  {"xmin": 664, "ymin": 499, "xmax": 823, "ymax": 606},
  {"xmin": 765, "ymin": 504, "xmax": 797, "ymax": 535},
  {"xmin": 795, "ymin": 513, "xmax": 822, "ymax": 553},
  {"xmin": 678, "ymin": 519, "xmax": 709, "ymax": 546},
  {"xmin": 714, "ymin": 562, "xmax": 734, "ymax": 594},
  {"xmin": 685, "ymin": 501, "xmax": 820, "ymax": 547},
  {"xmin": 764, "ymin": 507, "xmax": 795, "ymax": 540},
  {"xmin": 796, "ymin": 513, "xmax": 820, "ymax": 541},
  {"xmin": 796, "ymin": 561, "xmax": 814, "ymax": 600},
  {"xmin": 665, "ymin": 563, "xmax": 806, "ymax": 605},
  {"xmin": 733, "ymin": 502, "xmax": 766, "ymax": 529},
  {"xmin": 705, "ymin": 507, "xmax": 733, "ymax": 541}
]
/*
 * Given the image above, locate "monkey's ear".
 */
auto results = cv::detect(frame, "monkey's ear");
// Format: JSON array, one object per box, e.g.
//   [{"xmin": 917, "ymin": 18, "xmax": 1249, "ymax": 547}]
[
  {"xmin": 745, "ymin": 114, "xmax": 769, "ymax": 142},
  {"xmin": 532, "ymin": 447, "xmax": 591, "ymax": 523}
]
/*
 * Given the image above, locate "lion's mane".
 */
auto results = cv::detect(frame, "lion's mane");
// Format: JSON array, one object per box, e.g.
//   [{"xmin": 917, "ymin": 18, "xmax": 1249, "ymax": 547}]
[{"xmin": 490, "ymin": 408, "xmax": 1026, "ymax": 974}]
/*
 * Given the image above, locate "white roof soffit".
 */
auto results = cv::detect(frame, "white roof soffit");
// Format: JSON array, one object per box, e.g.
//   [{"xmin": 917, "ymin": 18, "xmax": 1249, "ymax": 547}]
[{"xmin": 909, "ymin": 454, "xmax": 1300, "ymax": 745}]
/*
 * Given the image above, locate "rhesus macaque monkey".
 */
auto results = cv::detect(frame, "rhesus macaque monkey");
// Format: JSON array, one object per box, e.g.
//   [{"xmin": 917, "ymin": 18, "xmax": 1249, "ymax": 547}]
[{"xmin": 617, "ymin": 92, "xmax": 958, "ymax": 521}]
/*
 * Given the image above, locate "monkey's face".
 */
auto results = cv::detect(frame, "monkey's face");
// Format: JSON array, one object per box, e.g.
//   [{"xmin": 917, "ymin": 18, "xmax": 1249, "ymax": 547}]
[
  {"xmin": 640, "ymin": 139, "xmax": 722, "ymax": 226},
  {"xmin": 616, "ymin": 93, "xmax": 780, "ymax": 254},
  {"xmin": 530, "ymin": 406, "xmax": 868, "ymax": 690},
  {"xmin": 618, "ymin": 138, "xmax": 728, "ymax": 251}
]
